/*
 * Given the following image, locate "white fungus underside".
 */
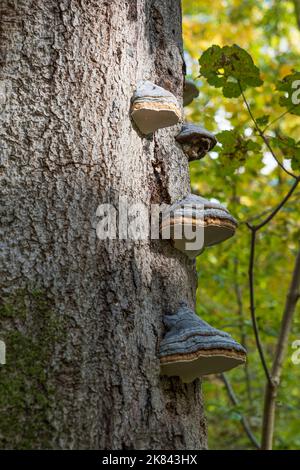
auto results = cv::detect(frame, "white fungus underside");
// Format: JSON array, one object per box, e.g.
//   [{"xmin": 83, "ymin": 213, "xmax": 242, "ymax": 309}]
[
  {"xmin": 161, "ymin": 355, "xmax": 244, "ymax": 383},
  {"xmin": 161, "ymin": 222, "xmax": 235, "ymax": 257},
  {"xmin": 131, "ymin": 107, "xmax": 180, "ymax": 134}
]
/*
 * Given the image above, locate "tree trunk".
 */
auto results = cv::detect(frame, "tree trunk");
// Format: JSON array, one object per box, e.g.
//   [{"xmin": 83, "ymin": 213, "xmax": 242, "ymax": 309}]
[{"xmin": 0, "ymin": 0, "xmax": 207, "ymax": 449}]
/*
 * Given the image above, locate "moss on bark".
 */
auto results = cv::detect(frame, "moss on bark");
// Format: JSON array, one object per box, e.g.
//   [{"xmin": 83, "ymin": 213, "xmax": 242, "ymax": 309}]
[{"xmin": 0, "ymin": 289, "xmax": 61, "ymax": 449}]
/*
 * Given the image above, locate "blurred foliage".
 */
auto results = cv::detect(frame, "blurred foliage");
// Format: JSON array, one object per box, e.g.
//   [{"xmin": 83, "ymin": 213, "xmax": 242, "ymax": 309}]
[{"xmin": 182, "ymin": 0, "xmax": 300, "ymax": 450}]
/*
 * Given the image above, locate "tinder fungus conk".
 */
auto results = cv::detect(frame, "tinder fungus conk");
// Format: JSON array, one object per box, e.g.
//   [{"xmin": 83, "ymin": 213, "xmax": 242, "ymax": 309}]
[
  {"xmin": 183, "ymin": 80, "xmax": 199, "ymax": 107},
  {"xmin": 160, "ymin": 194, "xmax": 237, "ymax": 258},
  {"xmin": 131, "ymin": 80, "xmax": 181, "ymax": 135},
  {"xmin": 159, "ymin": 304, "xmax": 246, "ymax": 383},
  {"xmin": 176, "ymin": 124, "xmax": 217, "ymax": 161}
]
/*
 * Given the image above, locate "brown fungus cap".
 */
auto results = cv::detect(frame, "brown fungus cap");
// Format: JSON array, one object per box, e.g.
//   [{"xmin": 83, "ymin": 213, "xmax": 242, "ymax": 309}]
[
  {"xmin": 176, "ymin": 123, "xmax": 217, "ymax": 161},
  {"xmin": 160, "ymin": 194, "xmax": 238, "ymax": 258},
  {"xmin": 131, "ymin": 80, "xmax": 181, "ymax": 135},
  {"xmin": 159, "ymin": 304, "xmax": 246, "ymax": 383}
]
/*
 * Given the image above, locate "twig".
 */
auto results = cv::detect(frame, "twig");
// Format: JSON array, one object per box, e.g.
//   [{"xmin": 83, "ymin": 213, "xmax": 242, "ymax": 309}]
[
  {"xmin": 253, "ymin": 178, "xmax": 300, "ymax": 230},
  {"xmin": 221, "ymin": 374, "xmax": 260, "ymax": 449},
  {"xmin": 261, "ymin": 245, "xmax": 300, "ymax": 449},
  {"xmin": 246, "ymin": 179, "xmax": 300, "ymax": 448},
  {"xmin": 262, "ymin": 107, "xmax": 297, "ymax": 134},
  {"xmin": 239, "ymin": 83, "xmax": 298, "ymax": 179},
  {"xmin": 245, "ymin": 208, "xmax": 273, "ymax": 224},
  {"xmin": 247, "ymin": 227, "xmax": 272, "ymax": 384},
  {"xmin": 244, "ymin": 184, "xmax": 300, "ymax": 228},
  {"xmin": 215, "ymin": 80, "xmax": 300, "ymax": 450},
  {"xmin": 239, "ymin": 81, "xmax": 300, "ymax": 387},
  {"xmin": 245, "ymin": 176, "xmax": 299, "ymax": 381},
  {"xmin": 233, "ymin": 257, "xmax": 253, "ymax": 404}
]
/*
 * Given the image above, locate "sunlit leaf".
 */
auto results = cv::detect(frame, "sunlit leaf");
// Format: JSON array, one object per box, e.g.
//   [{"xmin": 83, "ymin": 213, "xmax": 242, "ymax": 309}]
[{"xmin": 199, "ymin": 44, "xmax": 263, "ymax": 98}]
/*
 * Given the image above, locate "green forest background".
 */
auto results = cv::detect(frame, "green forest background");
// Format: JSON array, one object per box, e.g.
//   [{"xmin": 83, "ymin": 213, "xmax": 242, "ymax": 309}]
[{"xmin": 182, "ymin": 0, "xmax": 300, "ymax": 449}]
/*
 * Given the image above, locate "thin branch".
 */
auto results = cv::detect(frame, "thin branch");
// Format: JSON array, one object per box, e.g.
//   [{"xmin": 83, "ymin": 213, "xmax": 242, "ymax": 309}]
[
  {"xmin": 244, "ymin": 185, "xmax": 300, "ymax": 228},
  {"xmin": 261, "ymin": 245, "xmax": 300, "ymax": 449},
  {"xmin": 272, "ymin": 245, "xmax": 300, "ymax": 378},
  {"xmin": 246, "ymin": 176, "xmax": 299, "ymax": 448},
  {"xmin": 247, "ymin": 227, "xmax": 272, "ymax": 384},
  {"xmin": 262, "ymin": 107, "xmax": 297, "ymax": 134},
  {"xmin": 263, "ymin": 133, "xmax": 299, "ymax": 179},
  {"xmin": 245, "ymin": 208, "xmax": 274, "ymax": 224},
  {"xmin": 253, "ymin": 178, "xmax": 299, "ymax": 230},
  {"xmin": 221, "ymin": 374, "xmax": 260, "ymax": 449},
  {"xmin": 228, "ymin": 82, "xmax": 300, "ymax": 451},
  {"xmin": 233, "ymin": 257, "xmax": 253, "ymax": 405},
  {"xmin": 239, "ymin": 83, "xmax": 298, "ymax": 179}
]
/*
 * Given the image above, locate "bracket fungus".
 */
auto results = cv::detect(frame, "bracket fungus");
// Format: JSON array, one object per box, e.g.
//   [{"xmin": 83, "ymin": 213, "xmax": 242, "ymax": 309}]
[
  {"xmin": 160, "ymin": 194, "xmax": 237, "ymax": 258},
  {"xmin": 159, "ymin": 304, "xmax": 246, "ymax": 383},
  {"xmin": 176, "ymin": 123, "xmax": 217, "ymax": 161},
  {"xmin": 131, "ymin": 80, "xmax": 181, "ymax": 135},
  {"xmin": 183, "ymin": 80, "xmax": 199, "ymax": 107}
]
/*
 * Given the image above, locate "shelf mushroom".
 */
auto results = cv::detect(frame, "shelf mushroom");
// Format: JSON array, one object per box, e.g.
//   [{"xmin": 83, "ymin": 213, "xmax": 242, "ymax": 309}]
[
  {"xmin": 176, "ymin": 123, "xmax": 217, "ymax": 161},
  {"xmin": 160, "ymin": 194, "xmax": 237, "ymax": 258},
  {"xmin": 130, "ymin": 80, "xmax": 181, "ymax": 135},
  {"xmin": 183, "ymin": 80, "xmax": 199, "ymax": 107},
  {"xmin": 159, "ymin": 304, "xmax": 246, "ymax": 383}
]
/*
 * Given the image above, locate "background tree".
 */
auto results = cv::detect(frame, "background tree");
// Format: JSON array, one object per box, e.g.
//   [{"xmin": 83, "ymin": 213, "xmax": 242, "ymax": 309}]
[
  {"xmin": 0, "ymin": 0, "xmax": 207, "ymax": 449},
  {"xmin": 183, "ymin": 0, "xmax": 300, "ymax": 450}
]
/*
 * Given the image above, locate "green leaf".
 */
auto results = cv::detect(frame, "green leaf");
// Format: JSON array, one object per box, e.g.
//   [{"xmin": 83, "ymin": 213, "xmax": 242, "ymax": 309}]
[
  {"xmin": 256, "ymin": 115, "xmax": 270, "ymax": 127},
  {"xmin": 270, "ymin": 135, "xmax": 300, "ymax": 172},
  {"xmin": 216, "ymin": 130, "xmax": 262, "ymax": 174},
  {"xmin": 291, "ymin": 150, "xmax": 300, "ymax": 171},
  {"xmin": 217, "ymin": 130, "xmax": 237, "ymax": 148},
  {"xmin": 223, "ymin": 81, "xmax": 241, "ymax": 98},
  {"xmin": 199, "ymin": 44, "xmax": 263, "ymax": 98},
  {"xmin": 246, "ymin": 140, "xmax": 261, "ymax": 151}
]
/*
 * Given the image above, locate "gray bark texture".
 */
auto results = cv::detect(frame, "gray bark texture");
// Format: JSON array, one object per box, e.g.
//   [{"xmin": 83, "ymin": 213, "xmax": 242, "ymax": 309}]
[{"xmin": 0, "ymin": 0, "xmax": 207, "ymax": 449}]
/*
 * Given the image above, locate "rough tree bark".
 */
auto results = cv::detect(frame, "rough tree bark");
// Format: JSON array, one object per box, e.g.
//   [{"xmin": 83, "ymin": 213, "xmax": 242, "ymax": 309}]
[{"xmin": 0, "ymin": 0, "xmax": 207, "ymax": 449}]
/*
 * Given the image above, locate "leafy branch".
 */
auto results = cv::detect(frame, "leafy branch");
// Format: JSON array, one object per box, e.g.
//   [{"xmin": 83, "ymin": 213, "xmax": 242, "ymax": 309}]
[
  {"xmin": 245, "ymin": 181, "xmax": 299, "ymax": 381},
  {"xmin": 239, "ymin": 85, "xmax": 298, "ymax": 179},
  {"xmin": 199, "ymin": 44, "xmax": 300, "ymax": 449},
  {"xmin": 241, "ymin": 86, "xmax": 300, "ymax": 449}
]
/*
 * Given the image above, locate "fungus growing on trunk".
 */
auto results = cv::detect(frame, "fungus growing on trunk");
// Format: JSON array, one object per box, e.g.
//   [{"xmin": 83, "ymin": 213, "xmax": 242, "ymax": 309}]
[
  {"xmin": 130, "ymin": 80, "xmax": 181, "ymax": 135},
  {"xmin": 176, "ymin": 123, "xmax": 217, "ymax": 161},
  {"xmin": 159, "ymin": 304, "xmax": 246, "ymax": 383},
  {"xmin": 160, "ymin": 194, "xmax": 237, "ymax": 258},
  {"xmin": 183, "ymin": 80, "xmax": 199, "ymax": 106}
]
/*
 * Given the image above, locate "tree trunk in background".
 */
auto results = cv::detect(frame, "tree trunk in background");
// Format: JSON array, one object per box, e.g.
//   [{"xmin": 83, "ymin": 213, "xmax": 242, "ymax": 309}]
[{"xmin": 0, "ymin": 0, "xmax": 207, "ymax": 449}]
